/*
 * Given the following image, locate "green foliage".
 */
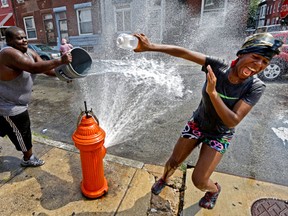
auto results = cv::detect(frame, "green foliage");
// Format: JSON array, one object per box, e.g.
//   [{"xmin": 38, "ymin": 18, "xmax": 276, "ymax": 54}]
[
  {"xmin": 32, "ymin": 131, "xmax": 48, "ymax": 139},
  {"xmin": 247, "ymin": 0, "xmax": 261, "ymax": 28},
  {"xmin": 249, "ymin": 0, "xmax": 260, "ymax": 16},
  {"xmin": 178, "ymin": 163, "xmax": 187, "ymax": 173}
]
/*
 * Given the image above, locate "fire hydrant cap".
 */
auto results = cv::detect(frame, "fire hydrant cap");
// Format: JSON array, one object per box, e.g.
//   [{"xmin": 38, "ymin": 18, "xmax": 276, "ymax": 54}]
[{"xmin": 72, "ymin": 115, "xmax": 106, "ymax": 148}]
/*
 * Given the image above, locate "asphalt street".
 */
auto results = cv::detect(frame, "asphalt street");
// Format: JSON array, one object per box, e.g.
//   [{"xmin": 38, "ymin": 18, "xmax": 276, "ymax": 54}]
[{"xmin": 29, "ymin": 60, "xmax": 288, "ymax": 187}]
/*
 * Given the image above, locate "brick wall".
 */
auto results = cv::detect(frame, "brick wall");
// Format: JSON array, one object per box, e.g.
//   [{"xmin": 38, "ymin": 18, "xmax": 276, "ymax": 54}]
[{"xmin": 13, "ymin": 0, "xmax": 100, "ymax": 46}]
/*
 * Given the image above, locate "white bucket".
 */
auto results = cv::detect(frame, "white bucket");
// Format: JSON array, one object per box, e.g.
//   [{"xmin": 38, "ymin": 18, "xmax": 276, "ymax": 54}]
[{"xmin": 55, "ymin": 47, "xmax": 92, "ymax": 81}]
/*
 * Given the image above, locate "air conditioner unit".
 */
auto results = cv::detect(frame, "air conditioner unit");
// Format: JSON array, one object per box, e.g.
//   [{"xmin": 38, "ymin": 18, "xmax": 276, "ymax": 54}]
[{"xmin": 17, "ymin": 0, "xmax": 24, "ymax": 3}]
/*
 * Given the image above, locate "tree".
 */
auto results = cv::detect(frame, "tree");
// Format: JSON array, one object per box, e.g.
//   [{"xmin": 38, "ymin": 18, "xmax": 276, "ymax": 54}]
[{"xmin": 247, "ymin": 0, "xmax": 260, "ymax": 29}]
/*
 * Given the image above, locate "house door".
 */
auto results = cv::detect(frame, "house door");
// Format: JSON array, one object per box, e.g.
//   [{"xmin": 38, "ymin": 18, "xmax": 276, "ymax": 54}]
[{"xmin": 43, "ymin": 14, "xmax": 56, "ymax": 45}]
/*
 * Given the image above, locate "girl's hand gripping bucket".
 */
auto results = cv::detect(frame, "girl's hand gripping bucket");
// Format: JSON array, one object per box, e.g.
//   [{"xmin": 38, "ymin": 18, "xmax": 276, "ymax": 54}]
[{"xmin": 55, "ymin": 47, "xmax": 92, "ymax": 81}]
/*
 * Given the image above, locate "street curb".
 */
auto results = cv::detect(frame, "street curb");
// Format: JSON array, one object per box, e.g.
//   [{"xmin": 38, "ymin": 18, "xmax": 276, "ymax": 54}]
[{"xmin": 32, "ymin": 135, "xmax": 144, "ymax": 169}]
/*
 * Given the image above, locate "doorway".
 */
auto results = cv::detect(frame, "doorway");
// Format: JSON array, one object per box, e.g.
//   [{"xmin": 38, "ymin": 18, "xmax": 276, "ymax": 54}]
[{"xmin": 43, "ymin": 14, "xmax": 56, "ymax": 45}]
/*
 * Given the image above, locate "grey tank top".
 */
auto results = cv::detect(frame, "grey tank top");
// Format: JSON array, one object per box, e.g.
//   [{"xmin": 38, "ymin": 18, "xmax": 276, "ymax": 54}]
[{"xmin": 0, "ymin": 46, "xmax": 36, "ymax": 116}]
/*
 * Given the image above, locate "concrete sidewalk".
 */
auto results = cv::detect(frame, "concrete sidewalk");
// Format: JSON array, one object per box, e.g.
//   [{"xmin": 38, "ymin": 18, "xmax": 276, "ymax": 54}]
[
  {"xmin": 0, "ymin": 136, "xmax": 183, "ymax": 216},
  {"xmin": 0, "ymin": 136, "xmax": 287, "ymax": 216}
]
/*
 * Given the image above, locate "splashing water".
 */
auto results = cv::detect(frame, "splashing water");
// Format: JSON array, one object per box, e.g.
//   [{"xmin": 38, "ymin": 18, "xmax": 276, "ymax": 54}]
[
  {"xmin": 272, "ymin": 127, "xmax": 288, "ymax": 146},
  {"xmin": 76, "ymin": 58, "xmax": 187, "ymax": 147}
]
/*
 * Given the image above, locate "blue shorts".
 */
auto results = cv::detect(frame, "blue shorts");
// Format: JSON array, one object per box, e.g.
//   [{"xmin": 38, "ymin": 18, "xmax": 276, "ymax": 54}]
[{"xmin": 181, "ymin": 118, "xmax": 231, "ymax": 154}]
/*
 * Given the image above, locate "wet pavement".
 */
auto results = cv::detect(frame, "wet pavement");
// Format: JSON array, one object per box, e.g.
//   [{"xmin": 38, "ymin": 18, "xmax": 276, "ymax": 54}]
[
  {"xmin": 0, "ymin": 61, "xmax": 288, "ymax": 215},
  {"xmin": 1, "ymin": 136, "xmax": 287, "ymax": 215},
  {"xmin": 29, "ymin": 62, "xmax": 288, "ymax": 186},
  {"xmin": 0, "ymin": 136, "xmax": 183, "ymax": 216}
]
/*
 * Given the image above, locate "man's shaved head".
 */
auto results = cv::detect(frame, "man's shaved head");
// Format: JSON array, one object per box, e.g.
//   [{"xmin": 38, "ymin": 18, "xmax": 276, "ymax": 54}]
[{"xmin": 5, "ymin": 26, "xmax": 25, "ymax": 44}]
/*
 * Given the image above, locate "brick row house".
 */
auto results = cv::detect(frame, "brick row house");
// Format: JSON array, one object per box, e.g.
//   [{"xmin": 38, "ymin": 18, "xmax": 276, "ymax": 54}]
[
  {"xmin": 266, "ymin": 0, "xmax": 282, "ymax": 25},
  {"xmin": 255, "ymin": 0, "xmax": 288, "ymax": 32},
  {"xmin": 0, "ymin": 0, "xmax": 15, "ymax": 40},
  {"xmin": 256, "ymin": 0, "xmax": 282, "ymax": 29},
  {"xmin": 281, "ymin": 0, "xmax": 288, "ymax": 24},
  {"xmin": 6, "ymin": 0, "xmax": 247, "ymax": 60},
  {"xmin": 12, "ymin": 0, "xmax": 101, "ymax": 51}
]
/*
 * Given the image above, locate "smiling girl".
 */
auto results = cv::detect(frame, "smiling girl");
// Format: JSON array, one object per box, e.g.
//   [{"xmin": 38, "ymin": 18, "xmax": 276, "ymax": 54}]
[{"xmin": 133, "ymin": 32, "xmax": 283, "ymax": 209}]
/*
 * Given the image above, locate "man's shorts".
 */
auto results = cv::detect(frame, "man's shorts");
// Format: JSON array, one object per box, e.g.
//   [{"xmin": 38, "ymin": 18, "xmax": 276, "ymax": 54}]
[
  {"xmin": 181, "ymin": 118, "xmax": 231, "ymax": 154},
  {"xmin": 0, "ymin": 110, "xmax": 32, "ymax": 152}
]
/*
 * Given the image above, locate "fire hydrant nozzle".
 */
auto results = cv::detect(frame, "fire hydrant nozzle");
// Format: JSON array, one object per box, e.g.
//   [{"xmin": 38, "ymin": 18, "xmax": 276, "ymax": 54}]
[{"xmin": 72, "ymin": 102, "xmax": 108, "ymax": 198}]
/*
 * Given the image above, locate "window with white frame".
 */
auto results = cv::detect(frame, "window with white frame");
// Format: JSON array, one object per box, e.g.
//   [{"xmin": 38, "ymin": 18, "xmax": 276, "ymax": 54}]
[
  {"xmin": 76, "ymin": 8, "xmax": 93, "ymax": 35},
  {"xmin": 115, "ymin": 4, "xmax": 131, "ymax": 32},
  {"xmin": 201, "ymin": 0, "xmax": 226, "ymax": 27},
  {"xmin": 149, "ymin": 0, "xmax": 161, "ymax": 7},
  {"xmin": 260, "ymin": 5, "xmax": 266, "ymax": 19},
  {"xmin": 147, "ymin": 0, "xmax": 163, "ymax": 42},
  {"xmin": 267, "ymin": 18, "xmax": 270, "ymax": 25},
  {"xmin": 23, "ymin": 16, "xmax": 37, "ymax": 39},
  {"xmin": 1, "ymin": 0, "xmax": 8, "ymax": 7},
  {"xmin": 205, "ymin": 0, "xmax": 214, "ymax": 7}
]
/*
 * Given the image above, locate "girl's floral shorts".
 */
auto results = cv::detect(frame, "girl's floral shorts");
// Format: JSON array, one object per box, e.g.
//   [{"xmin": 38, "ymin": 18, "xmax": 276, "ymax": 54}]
[{"xmin": 181, "ymin": 118, "xmax": 231, "ymax": 154}]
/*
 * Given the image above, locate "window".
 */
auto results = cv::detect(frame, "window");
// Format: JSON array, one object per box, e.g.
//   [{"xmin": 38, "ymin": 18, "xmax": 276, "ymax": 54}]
[
  {"xmin": 1, "ymin": 0, "xmax": 8, "ymax": 7},
  {"xmin": 205, "ymin": 0, "xmax": 214, "ymax": 7},
  {"xmin": 147, "ymin": 0, "xmax": 163, "ymax": 42},
  {"xmin": 115, "ymin": 4, "xmax": 131, "ymax": 32},
  {"xmin": 0, "ymin": 27, "xmax": 8, "ymax": 39},
  {"xmin": 77, "ymin": 8, "xmax": 93, "ymax": 35},
  {"xmin": 57, "ymin": 11, "xmax": 68, "ymax": 40},
  {"xmin": 260, "ymin": 5, "xmax": 266, "ymax": 19},
  {"xmin": 149, "ymin": 0, "xmax": 161, "ymax": 7},
  {"xmin": 23, "ymin": 16, "xmax": 37, "ymax": 39},
  {"xmin": 56, "ymin": 11, "xmax": 66, "ymax": 20},
  {"xmin": 44, "ymin": 14, "xmax": 53, "ymax": 20},
  {"xmin": 201, "ymin": 0, "xmax": 226, "ymax": 27},
  {"xmin": 44, "ymin": 14, "xmax": 53, "ymax": 31}
]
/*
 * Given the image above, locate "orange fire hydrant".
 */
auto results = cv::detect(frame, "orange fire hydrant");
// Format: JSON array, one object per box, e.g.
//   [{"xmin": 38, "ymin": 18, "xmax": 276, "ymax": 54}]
[{"xmin": 72, "ymin": 102, "xmax": 108, "ymax": 198}]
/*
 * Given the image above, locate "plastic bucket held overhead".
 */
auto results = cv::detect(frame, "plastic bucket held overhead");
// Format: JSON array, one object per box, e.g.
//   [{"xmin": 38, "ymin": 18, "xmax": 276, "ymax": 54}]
[{"xmin": 55, "ymin": 47, "xmax": 92, "ymax": 81}]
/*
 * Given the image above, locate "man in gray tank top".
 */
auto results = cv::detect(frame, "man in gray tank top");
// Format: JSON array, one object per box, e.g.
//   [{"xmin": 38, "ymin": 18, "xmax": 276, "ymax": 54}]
[{"xmin": 0, "ymin": 26, "xmax": 72, "ymax": 167}]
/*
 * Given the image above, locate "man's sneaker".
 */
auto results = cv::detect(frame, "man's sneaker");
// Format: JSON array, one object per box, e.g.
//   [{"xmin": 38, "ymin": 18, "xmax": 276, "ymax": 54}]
[
  {"xmin": 21, "ymin": 154, "xmax": 45, "ymax": 167},
  {"xmin": 151, "ymin": 178, "xmax": 167, "ymax": 195},
  {"xmin": 199, "ymin": 182, "xmax": 221, "ymax": 209}
]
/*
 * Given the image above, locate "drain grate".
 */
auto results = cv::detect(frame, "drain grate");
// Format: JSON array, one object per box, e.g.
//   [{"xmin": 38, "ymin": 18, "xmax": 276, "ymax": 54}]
[{"xmin": 251, "ymin": 198, "xmax": 288, "ymax": 216}]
